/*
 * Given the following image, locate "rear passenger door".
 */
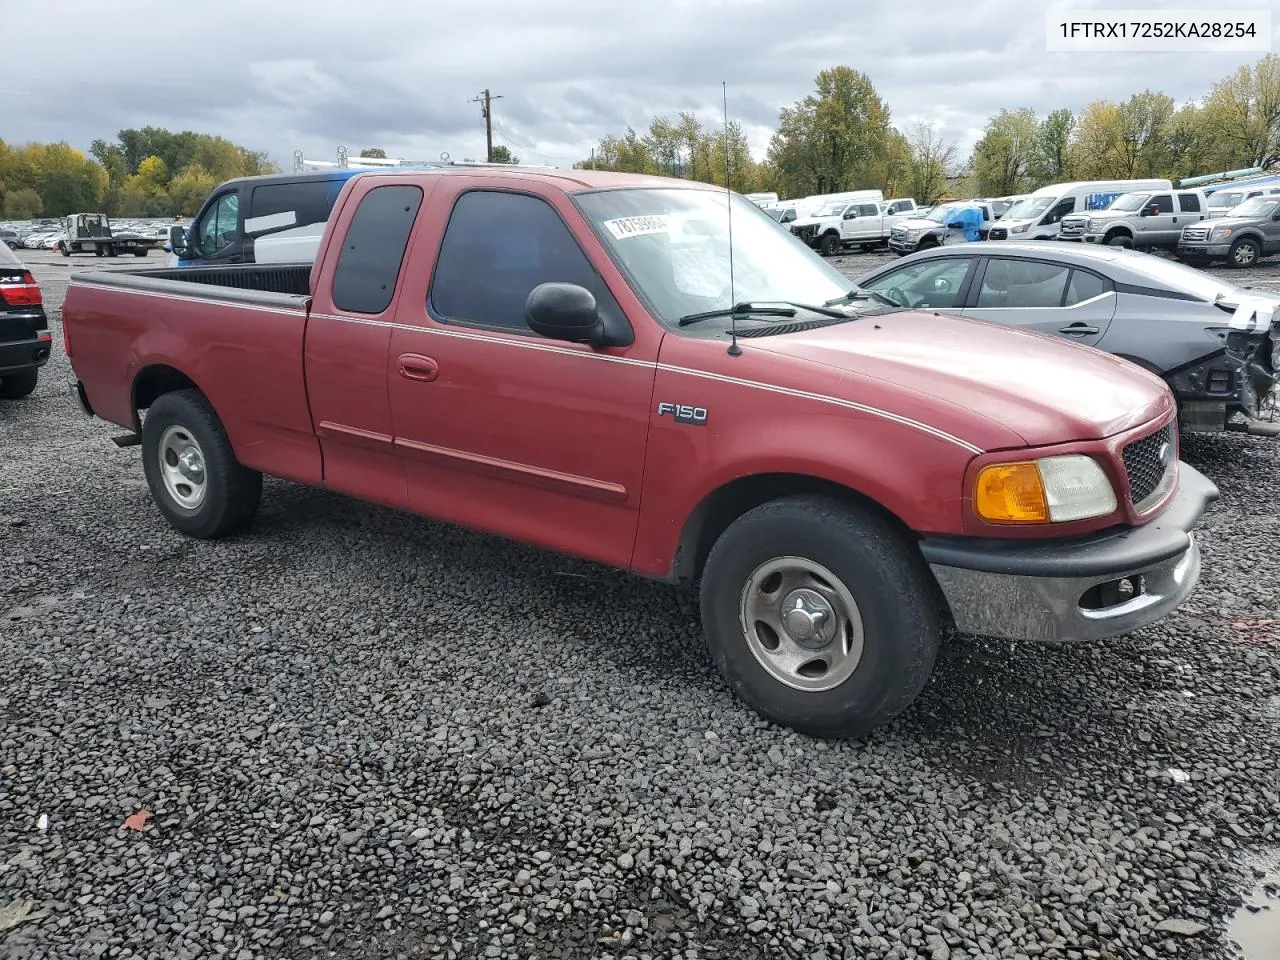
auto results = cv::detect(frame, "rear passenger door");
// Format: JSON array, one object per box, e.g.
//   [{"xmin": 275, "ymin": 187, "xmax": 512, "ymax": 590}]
[
  {"xmin": 1176, "ymin": 191, "xmax": 1206, "ymax": 230},
  {"xmin": 959, "ymin": 257, "xmax": 1117, "ymax": 347}
]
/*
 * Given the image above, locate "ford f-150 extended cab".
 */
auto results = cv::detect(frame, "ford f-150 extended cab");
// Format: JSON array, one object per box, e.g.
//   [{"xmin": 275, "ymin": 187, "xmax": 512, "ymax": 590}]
[{"xmin": 62, "ymin": 168, "xmax": 1218, "ymax": 739}]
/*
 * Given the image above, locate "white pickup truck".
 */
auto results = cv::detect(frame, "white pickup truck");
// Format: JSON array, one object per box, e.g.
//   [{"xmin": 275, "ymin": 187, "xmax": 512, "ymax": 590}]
[{"xmin": 790, "ymin": 198, "xmax": 919, "ymax": 256}]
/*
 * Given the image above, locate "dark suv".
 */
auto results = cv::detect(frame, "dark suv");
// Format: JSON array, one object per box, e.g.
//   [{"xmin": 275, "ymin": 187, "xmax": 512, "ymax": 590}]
[{"xmin": 0, "ymin": 242, "xmax": 50, "ymax": 399}]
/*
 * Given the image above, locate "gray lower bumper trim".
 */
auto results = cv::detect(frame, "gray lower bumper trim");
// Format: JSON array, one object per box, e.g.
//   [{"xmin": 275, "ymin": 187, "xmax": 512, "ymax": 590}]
[{"xmin": 929, "ymin": 535, "xmax": 1201, "ymax": 643}]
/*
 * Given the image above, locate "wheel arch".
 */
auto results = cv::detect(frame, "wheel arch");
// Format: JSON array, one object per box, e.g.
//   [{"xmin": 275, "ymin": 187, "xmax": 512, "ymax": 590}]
[
  {"xmin": 131, "ymin": 363, "xmax": 203, "ymax": 433},
  {"xmin": 665, "ymin": 472, "xmax": 922, "ymax": 585}
]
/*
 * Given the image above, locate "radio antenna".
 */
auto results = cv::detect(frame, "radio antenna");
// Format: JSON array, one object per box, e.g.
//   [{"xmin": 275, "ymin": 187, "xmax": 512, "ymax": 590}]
[{"xmin": 723, "ymin": 81, "xmax": 741, "ymax": 358}]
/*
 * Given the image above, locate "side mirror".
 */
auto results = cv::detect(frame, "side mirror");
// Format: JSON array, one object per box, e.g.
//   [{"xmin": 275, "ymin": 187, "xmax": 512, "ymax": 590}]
[
  {"xmin": 843, "ymin": 211, "xmax": 857, "ymax": 220},
  {"xmin": 168, "ymin": 225, "xmax": 188, "ymax": 257},
  {"xmin": 524, "ymin": 282, "xmax": 632, "ymax": 348},
  {"xmin": 1271, "ymin": 212, "xmax": 1280, "ymax": 221}
]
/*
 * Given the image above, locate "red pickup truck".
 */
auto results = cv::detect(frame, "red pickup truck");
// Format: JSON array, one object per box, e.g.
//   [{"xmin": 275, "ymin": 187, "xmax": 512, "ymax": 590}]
[{"xmin": 63, "ymin": 168, "xmax": 1218, "ymax": 738}]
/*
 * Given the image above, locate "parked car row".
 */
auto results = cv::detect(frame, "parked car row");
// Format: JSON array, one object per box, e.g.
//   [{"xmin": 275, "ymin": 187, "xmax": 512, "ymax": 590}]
[{"xmin": 1, "ymin": 216, "xmax": 176, "ymax": 252}]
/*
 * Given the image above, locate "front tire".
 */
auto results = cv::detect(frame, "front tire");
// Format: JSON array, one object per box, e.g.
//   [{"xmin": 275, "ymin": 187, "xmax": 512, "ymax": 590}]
[
  {"xmin": 141, "ymin": 389, "xmax": 262, "ymax": 539},
  {"xmin": 0, "ymin": 369, "xmax": 38, "ymax": 399},
  {"xmin": 1228, "ymin": 238, "xmax": 1260, "ymax": 268},
  {"xmin": 819, "ymin": 232, "xmax": 841, "ymax": 257},
  {"xmin": 700, "ymin": 495, "xmax": 941, "ymax": 739},
  {"xmin": 1106, "ymin": 233, "xmax": 1134, "ymax": 249}
]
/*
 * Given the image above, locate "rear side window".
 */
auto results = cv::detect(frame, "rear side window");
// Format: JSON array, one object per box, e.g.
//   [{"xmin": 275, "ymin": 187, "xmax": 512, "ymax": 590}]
[
  {"xmin": 331, "ymin": 185, "xmax": 423, "ymax": 315},
  {"xmin": 250, "ymin": 180, "xmax": 337, "ymax": 228},
  {"xmin": 1064, "ymin": 268, "xmax": 1113, "ymax": 305},
  {"xmin": 976, "ymin": 259, "xmax": 1070, "ymax": 308},
  {"xmin": 1151, "ymin": 194, "xmax": 1174, "ymax": 214},
  {"xmin": 1177, "ymin": 192, "xmax": 1201, "ymax": 212}
]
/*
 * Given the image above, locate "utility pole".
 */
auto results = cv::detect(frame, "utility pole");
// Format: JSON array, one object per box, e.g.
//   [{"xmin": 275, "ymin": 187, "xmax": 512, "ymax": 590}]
[{"xmin": 470, "ymin": 88, "xmax": 503, "ymax": 163}]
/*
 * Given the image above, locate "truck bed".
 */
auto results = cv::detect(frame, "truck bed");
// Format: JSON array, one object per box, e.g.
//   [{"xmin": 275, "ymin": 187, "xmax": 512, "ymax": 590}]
[{"xmin": 75, "ymin": 262, "xmax": 312, "ymax": 299}]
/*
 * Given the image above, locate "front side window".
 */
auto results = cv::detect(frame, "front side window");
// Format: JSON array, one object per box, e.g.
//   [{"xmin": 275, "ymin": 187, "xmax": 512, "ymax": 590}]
[
  {"xmin": 1151, "ymin": 194, "xmax": 1174, "ymax": 214},
  {"xmin": 429, "ymin": 190, "xmax": 601, "ymax": 332},
  {"xmin": 1041, "ymin": 198, "xmax": 1076, "ymax": 224},
  {"xmin": 976, "ymin": 259, "xmax": 1071, "ymax": 309},
  {"xmin": 572, "ymin": 187, "xmax": 854, "ymax": 328},
  {"xmin": 196, "ymin": 193, "xmax": 239, "ymax": 255},
  {"xmin": 860, "ymin": 257, "xmax": 975, "ymax": 309}
]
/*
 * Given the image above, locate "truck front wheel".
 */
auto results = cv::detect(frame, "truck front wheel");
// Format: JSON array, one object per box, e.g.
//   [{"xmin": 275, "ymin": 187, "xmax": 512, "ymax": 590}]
[
  {"xmin": 1228, "ymin": 238, "xmax": 1260, "ymax": 268},
  {"xmin": 819, "ymin": 233, "xmax": 841, "ymax": 257},
  {"xmin": 141, "ymin": 389, "xmax": 262, "ymax": 539},
  {"xmin": 700, "ymin": 495, "xmax": 940, "ymax": 739},
  {"xmin": 1105, "ymin": 233, "xmax": 1133, "ymax": 249}
]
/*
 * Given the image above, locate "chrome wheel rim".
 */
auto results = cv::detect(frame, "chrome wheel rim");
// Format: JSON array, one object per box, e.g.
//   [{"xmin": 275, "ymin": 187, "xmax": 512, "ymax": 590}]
[
  {"xmin": 158, "ymin": 424, "xmax": 207, "ymax": 510},
  {"xmin": 739, "ymin": 556, "xmax": 865, "ymax": 692},
  {"xmin": 1233, "ymin": 243, "xmax": 1257, "ymax": 266}
]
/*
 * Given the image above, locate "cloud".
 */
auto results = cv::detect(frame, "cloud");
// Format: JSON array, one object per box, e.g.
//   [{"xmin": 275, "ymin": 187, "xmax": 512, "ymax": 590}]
[{"xmin": 6, "ymin": 0, "xmax": 1276, "ymax": 172}]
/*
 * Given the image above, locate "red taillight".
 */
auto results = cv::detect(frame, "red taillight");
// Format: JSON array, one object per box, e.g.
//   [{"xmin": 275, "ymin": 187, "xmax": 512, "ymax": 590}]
[{"xmin": 0, "ymin": 271, "xmax": 43, "ymax": 306}]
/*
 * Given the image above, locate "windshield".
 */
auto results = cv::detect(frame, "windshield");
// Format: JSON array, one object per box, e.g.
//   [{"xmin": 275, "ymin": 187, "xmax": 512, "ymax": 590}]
[
  {"xmin": 1003, "ymin": 196, "xmax": 1055, "ymax": 220},
  {"xmin": 1229, "ymin": 197, "xmax": 1279, "ymax": 218},
  {"xmin": 1109, "ymin": 192, "xmax": 1151, "ymax": 212},
  {"xmin": 814, "ymin": 203, "xmax": 848, "ymax": 217},
  {"xmin": 923, "ymin": 204, "xmax": 957, "ymax": 223},
  {"xmin": 1208, "ymin": 191, "xmax": 1245, "ymax": 209},
  {"xmin": 574, "ymin": 188, "xmax": 857, "ymax": 328}
]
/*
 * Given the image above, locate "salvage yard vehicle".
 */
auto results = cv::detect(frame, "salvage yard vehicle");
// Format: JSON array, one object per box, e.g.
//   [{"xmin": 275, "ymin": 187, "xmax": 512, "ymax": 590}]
[
  {"xmin": 56, "ymin": 213, "xmax": 158, "ymax": 258},
  {"xmin": 790, "ymin": 196, "xmax": 919, "ymax": 255},
  {"xmin": 1177, "ymin": 192, "xmax": 1280, "ymax": 268},
  {"xmin": 1002, "ymin": 180, "xmax": 1174, "ymax": 242},
  {"xmin": 855, "ymin": 242, "xmax": 1280, "ymax": 436},
  {"xmin": 63, "ymin": 168, "xmax": 1219, "ymax": 739},
  {"xmin": 888, "ymin": 201, "xmax": 994, "ymax": 254},
  {"xmin": 1075, "ymin": 188, "xmax": 1211, "ymax": 250},
  {"xmin": 0, "ymin": 240, "xmax": 51, "ymax": 399}
]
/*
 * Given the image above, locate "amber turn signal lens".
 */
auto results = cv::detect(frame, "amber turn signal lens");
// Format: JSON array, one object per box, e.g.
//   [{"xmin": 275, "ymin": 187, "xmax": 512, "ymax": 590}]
[{"xmin": 974, "ymin": 461, "xmax": 1049, "ymax": 523}]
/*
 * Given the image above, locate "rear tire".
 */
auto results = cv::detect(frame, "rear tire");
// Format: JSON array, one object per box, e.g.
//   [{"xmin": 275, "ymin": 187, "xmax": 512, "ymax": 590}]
[
  {"xmin": 699, "ymin": 495, "xmax": 941, "ymax": 739},
  {"xmin": 141, "ymin": 389, "xmax": 262, "ymax": 539},
  {"xmin": 1228, "ymin": 238, "xmax": 1260, "ymax": 268},
  {"xmin": 0, "ymin": 369, "xmax": 38, "ymax": 399}
]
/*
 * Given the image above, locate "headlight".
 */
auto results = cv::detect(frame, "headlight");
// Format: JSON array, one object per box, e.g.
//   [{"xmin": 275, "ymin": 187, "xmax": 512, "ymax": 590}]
[
  {"xmin": 1211, "ymin": 227, "xmax": 1233, "ymax": 240},
  {"xmin": 974, "ymin": 455, "xmax": 1118, "ymax": 523},
  {"xmin": 1088, "ymin": 219, "xmax": 1105, "ymax": 231},
  {"xmin": 905, "ymin": 228, "xmax": 923, "ymax": 238},
  {"xmin": 1011, "ymin": 224, "xmax": 1028, "ymax": 234}
]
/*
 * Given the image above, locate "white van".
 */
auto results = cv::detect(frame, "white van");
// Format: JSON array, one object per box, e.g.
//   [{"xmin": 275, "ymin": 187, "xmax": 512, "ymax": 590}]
[{"xmin": 987, "ymin": 179, "xmax": 1173, "ymax": 240}]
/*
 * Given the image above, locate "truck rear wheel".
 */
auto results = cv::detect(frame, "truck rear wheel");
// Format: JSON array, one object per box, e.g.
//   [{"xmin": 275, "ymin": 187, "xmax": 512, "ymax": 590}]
[
  {"xmin": 0, "ymin": 369, "xmax": 38, "ymax": 399},
  {"xmin": 141, "ymin": 389, "xmax": 262, "ymax": 539},
  {"xmin": 699, "ymin": 495, "xmax": 940, "ymax": 739}
]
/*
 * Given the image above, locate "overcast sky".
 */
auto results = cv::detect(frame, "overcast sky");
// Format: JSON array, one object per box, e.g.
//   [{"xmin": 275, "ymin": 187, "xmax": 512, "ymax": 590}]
[{"xmin": 9, "ymin": 0, "xmax": 1277, "ymax": 172}]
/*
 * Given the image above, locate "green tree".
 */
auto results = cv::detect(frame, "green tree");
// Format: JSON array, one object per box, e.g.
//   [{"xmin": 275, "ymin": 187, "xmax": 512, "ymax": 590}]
[
  {"xmin": 90, "ymin": 138, "xmax": 129, "ymax": 215},
  {"xmin": 359, "ymin": 147, "xmax": 387, "ymax": 159},
  {"xmin": 3, "ymin": 187, "xmax": 42, "ymax": 219},
  {"xmin": 1199, "ymin": 54, "xmax": 1280, "ymax": 168},
  {"xmin": 1165, "ymin": 105, "xmax": 1213, "ymax": 179},
  {"xmin": 489, "ymin": 145, "xmax": 519, "ymax": 164},
  {"xmin": 168, "ymin": 164, "xmax": 218, "ymax": 215},
  {"xmin": 1069, "ymin": 100, "xmax": 1126, "ymax": 178},
  {"xmin": 903, "ymin": 123, "xmax": 955, "ymax": 204},
  {"xmin": 767, "ymin": 66, "xmax": 896, "ymax": 196},
  {"xmin": 969, "ymin": 108, "xmax": 1038, "ymax": 195},
  {"xmin": 37, "ymin": 142, "xmax": 107, "ymax": 216},
  {"xmin": 1116, "ymin": 90, "xmax": 1176, "ymax": 177},
  {"xmin": 1027, "ymin": 109, "xmax": 1074, "ymax": 185}
]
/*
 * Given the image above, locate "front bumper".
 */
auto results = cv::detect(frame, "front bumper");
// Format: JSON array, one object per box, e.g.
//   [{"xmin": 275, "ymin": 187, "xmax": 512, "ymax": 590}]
[
  {"xmin": 919, "ymin": 462, "xmax": 1218, "ymax": 643},
  {"xmin": 0, "ymin": 336, "xmax": 53, "ymax": 375},
  {"xmin": 888, "ymin": 238, "xmax": 921, "ymax": 253},
  {"xmin": 1177, "ymin": 242, "xmax": 1232, "ymax": 258}
]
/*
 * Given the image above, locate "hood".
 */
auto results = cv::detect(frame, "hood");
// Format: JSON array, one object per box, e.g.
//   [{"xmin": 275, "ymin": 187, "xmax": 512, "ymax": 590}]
[
  {"xmin": 745, "ymin": 310, "xmax": 1172, "ymax": 448},
  {"xmin": 792, "ymin": 215, "xmax": 837, "ymax": 228},
  {"xmin": 895, "ymin": 217, "xmax": 940, "ymax": 230},
  {"xmin": 1194, "ymin": 214, "xmax": 1263, "ymax": 231},
  {"xmin": 1086, "ymin": 209, "xmax": 1134, "ymax": 222}
]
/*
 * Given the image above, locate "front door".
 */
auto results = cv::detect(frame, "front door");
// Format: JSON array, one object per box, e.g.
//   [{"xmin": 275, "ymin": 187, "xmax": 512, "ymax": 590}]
[
  {"xmin": 960, "ymin": 256, "xmax": 1117, "ymax": 347},
  {"xmin": 841, "ymin": 203, "xmax": 882, "ymax": 242},
  {"xmin": 386, "ymin": 182, "xmax": 659, "ymax": 569}
]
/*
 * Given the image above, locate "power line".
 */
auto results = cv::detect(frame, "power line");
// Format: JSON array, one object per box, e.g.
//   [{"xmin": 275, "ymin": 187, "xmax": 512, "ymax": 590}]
[
  {"xmin": 490, "ymin": 119, "xmax": 578, "ymax": 165},
  {"xmin": 469, "ymin": 89, "xmax": 504, "ymax": 163}
]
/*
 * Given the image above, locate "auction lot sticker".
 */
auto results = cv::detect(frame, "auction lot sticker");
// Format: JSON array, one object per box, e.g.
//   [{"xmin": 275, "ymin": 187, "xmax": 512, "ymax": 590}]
[
  {"xmin": 603, "ymin": 215, "xmax": 671, "ymax": 240},
  {"xmin": 1045, "ymin": 9, "xmax": 1271, "ymax": 52}
]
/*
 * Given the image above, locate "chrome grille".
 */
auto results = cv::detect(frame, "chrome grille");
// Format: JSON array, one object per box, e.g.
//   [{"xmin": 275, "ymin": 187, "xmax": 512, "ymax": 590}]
[
  {"xmin": 890, "ymin": 227, "xmax": 907, "ymax": 241},
  {"xmin": 1181, "ymin": 226, "xmax": 1210, "ymax": 242},
  {"xmin": 1059, "ymin": 219, "xmax": 1085, "ymax": 237},
  {"xmin": 987, "ymin": 227, "xmax": 1007, "ymax": 240},
  {"xmin": 1122, "ymin": 423, "xmax": 1176, "ymax": 509}
]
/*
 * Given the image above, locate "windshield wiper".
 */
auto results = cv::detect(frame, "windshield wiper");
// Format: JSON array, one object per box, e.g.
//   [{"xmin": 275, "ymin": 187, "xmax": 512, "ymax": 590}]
[
  {"xmin": 824, "ymin": 288, "xmax": 900, "ymax": 308},
  {"xmin": 678, "ymin": 300, "xmax": 854, "ymax": 327}
]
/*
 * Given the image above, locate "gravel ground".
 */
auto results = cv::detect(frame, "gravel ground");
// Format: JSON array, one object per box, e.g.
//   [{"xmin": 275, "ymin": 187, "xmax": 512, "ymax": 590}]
[{"xmin": 2, "ymin": 247, "xmax": 1279, "ymax": 960}]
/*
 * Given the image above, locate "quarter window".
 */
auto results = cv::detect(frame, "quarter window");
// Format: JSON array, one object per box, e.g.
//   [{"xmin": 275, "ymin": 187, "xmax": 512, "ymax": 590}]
[
  {"xmin": 331, "ymin": 185, "xmax": 423, "ymax": 315},
  {"xmin": 429, "ymin": 190, "xmax": 608, "ymax": 332},
  {"xmin": 976, "ymin": 259, "xmax": 1070, "ymax": 309}
]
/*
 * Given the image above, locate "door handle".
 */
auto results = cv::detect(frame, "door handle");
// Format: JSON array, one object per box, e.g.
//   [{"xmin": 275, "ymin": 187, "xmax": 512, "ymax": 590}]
[
  {"xmin": 1058, "ymin": 324, "xmax": 1099, "ymax": 336},
  {"xmin": 397, "ymin": 353, "xmax": 439, "ymax": 382}
]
